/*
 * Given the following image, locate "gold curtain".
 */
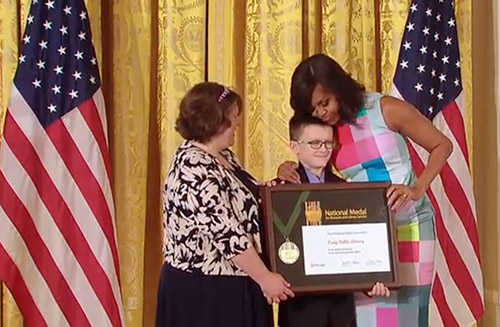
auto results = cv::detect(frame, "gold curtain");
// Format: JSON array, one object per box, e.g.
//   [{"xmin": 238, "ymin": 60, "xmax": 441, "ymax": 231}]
[{"xmin": 0, "ymin": 1, "xmax": 473, "ymax": 327}]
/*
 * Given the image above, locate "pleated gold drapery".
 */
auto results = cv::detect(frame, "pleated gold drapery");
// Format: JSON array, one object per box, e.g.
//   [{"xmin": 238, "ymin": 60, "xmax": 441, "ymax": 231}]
[{"xmin": 0, "ymin": 1, "xmax": 472, "ymax": 327}]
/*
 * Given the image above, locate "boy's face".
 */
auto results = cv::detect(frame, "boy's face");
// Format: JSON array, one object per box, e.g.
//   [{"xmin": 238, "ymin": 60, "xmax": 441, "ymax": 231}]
[{"xmin": 290, "ymin": 124, "xmax": 334, "ymax": 171}]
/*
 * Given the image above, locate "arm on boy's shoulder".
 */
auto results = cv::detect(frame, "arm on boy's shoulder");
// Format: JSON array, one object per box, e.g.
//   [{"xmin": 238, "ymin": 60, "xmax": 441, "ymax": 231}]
[{"xmin": 271, "ymin": 166, "xmax": 346, "ymax": 184}]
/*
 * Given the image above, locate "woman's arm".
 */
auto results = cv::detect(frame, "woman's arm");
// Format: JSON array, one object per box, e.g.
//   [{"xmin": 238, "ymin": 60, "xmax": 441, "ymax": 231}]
[
  {"xmin": 232, "ymin": 247, "xmax": 295, "ymax": 303},
  {"xmin": 192, "ymin": 164, "xmax": 293, "ymax": 303},
  {"xmin": 277, "ymin": 161, "xmax": 300, "ymax": 184},
  {"xmin": 381, "ymin": 96, "xmax": 453, "ymax": 209}
]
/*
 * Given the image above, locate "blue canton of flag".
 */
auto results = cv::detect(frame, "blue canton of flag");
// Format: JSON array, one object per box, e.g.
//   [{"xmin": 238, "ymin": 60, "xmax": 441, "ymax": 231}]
[
  {"xmin": 16, "ymin": 0, "xmax": 101, "ymax": 127},
  {"xmin": 393, "ymin": 0, "xmax": 461, "ymax": 120}
]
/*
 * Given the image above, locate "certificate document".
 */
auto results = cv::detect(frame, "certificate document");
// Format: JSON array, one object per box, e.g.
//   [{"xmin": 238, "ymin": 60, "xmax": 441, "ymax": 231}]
[
  {"xmin": 302, "ymin": 223, "xmax": 391, "ymax": 276},
  {"xmin": 260, "ymin": 182, "xmax": 400, "ymax": 294}
]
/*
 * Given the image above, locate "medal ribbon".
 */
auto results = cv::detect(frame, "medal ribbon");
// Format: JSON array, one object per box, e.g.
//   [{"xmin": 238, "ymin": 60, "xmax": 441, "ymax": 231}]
[{"xmin": 273, "ymin": 191, "xmax": 310, "ymax": 239}]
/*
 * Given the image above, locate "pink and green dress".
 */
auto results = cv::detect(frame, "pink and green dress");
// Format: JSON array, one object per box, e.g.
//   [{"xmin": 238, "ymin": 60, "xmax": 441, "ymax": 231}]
[{"xmin": 333, "ymin": 93, "xmax": 435, "ymax": 327}]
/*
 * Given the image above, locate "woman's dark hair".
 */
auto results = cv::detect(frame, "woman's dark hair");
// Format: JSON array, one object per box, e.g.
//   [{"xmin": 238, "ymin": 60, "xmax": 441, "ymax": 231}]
[
  {"xmin": 290, "ymin": 54, "xmax": 366, "ymax": 123},
  {"xmin": 175, "ymin": 82, "xmax": 242, "ymax": 143}
]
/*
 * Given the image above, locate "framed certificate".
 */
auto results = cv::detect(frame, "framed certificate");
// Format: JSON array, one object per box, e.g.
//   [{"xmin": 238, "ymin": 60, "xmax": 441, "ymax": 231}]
[{"xmin": 260, "ymin": 182, "xmax": 400, "ymax": 294}]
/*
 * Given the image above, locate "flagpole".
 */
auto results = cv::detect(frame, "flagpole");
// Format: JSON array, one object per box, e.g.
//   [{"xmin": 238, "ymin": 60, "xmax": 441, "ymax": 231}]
[{"xmin": 374, "ymin": 0, "xmax": 382, "ymax": 92}]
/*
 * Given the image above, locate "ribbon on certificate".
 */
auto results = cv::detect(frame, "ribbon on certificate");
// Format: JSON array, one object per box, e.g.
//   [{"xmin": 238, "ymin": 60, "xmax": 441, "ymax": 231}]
[{"xmin": 272, "ymin": 191, "xmax": 310, "ymax": 239}]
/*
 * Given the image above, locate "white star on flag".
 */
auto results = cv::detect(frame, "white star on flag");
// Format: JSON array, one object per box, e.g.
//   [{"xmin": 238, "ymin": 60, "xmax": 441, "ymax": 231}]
[
  {"xmin": 47, "ymin": 104, "xmax": 57, "ymax": 113},
  {"xmin": 39, "ymin": 40, "xmax": 48, "ymax": 49},
  {"xmin": 32, "ymin": 79, "xmax": 42, "ymax": 88},
  {"xmin": 73, "ymin": 71, "xmax": 82, "ymax": 80},
  {"xmin": 43, "ymin": 20, "xmax": 52, "ymax": 30},
  {"xmin": 54, "ymin": 65, "xmax": 63, "ymax": 75},
  {"xmin": 58, "ymin": 46, "xmax": 67, "ymax": 55},
  {"xmin": 45, "ymin": 0, "xmax": 55, "ymax": 9},
  {"xmin": 60, "ymin": 25, "xmax": 69, "ymax": 35},
  {"xmin": 69, "ymin": 89, "xmax": 79, "ymax": 99},
  {"xmin": 64, "ymin": 6, "xmax": 72, "ymax": 15},
  {"xmin": 52, "ymin": 85, "xmax": 61, "ymax": 94},
  {"xmin": 74, "ymin": 51, "xmax": 84, "ymax": 60},
  {"xmin": 36, "ymin": 60, "xmax": 46, "ymax": 69}
]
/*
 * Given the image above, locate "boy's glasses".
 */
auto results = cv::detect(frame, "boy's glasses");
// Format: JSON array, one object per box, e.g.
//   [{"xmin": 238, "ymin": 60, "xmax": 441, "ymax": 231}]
[{"xmin": 294, "ymin": 140, "xmax": 335, "ymax": 150}]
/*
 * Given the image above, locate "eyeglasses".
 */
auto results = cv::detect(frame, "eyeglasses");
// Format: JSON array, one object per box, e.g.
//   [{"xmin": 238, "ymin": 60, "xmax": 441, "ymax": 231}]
[{"xmin": 294, "ymin": 140, "xmax": 335, "ymax": 150}]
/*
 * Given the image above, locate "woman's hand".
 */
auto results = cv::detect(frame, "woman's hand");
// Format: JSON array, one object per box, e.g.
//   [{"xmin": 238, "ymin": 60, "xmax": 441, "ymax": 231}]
[
  {"xmin": 277, "ymin": 161, "xmax": 300, "ymax": 184},
  {"xmin": 258, "ymin": 272, "xmax": 295, "ymax": 304},
  {"xmin": 232, "ymin": 247, "xmax": 294, "ymax": 304},
  {"xmin": 367, "ymin": 282, "xmax": 390, "ymax": 297},
  {"xmin": 262, "ymin": 180, "xmax": 279, "ymax": 187},
  {"xmin": 387, "ymin": 184, "xmax": 424, "ymax": 211}
]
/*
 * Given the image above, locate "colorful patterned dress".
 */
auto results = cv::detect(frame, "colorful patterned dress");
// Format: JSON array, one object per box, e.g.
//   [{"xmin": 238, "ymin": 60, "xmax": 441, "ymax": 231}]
[{"xmin": 332, "ymin": 93, "xmax": 435, "ymax": 327}]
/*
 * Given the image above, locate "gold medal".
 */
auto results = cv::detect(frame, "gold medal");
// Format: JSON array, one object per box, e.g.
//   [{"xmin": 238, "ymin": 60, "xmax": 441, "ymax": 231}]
[{"xmin": 278, "ymin": 239, "xmax": 300, "ymax": 264}]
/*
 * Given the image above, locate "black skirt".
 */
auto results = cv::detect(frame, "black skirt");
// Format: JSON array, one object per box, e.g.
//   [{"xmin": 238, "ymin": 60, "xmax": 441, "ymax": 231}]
[
  {"xmin": 156, "ymin": 263, "xmax": 272, "ymax": 327},
  {"xmin": 279, "ymin": 294, "xmax": 356, "ymax": 327}
]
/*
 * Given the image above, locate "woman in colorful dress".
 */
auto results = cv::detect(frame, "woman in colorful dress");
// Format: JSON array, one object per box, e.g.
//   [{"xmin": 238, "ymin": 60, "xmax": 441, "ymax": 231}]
[{"xmin": 278, "ymin": 54, "xmax": 452, "ymax": 327}]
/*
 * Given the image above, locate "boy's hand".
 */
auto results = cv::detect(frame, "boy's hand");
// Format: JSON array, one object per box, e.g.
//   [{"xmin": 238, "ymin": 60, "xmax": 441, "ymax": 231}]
[{"xmin": 367, "ymin": 282, "xmax": 390, "ymax": 297}]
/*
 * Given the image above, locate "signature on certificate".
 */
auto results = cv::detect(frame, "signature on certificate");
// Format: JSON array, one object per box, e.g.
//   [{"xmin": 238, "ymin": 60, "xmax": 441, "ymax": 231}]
[
  {"xmin": 365, "ymin": 259, "xmax": 383, "ymax": 267},
  {"xmin": 341, "ymin": 260, "xmax": 361, "ymax": 267}
]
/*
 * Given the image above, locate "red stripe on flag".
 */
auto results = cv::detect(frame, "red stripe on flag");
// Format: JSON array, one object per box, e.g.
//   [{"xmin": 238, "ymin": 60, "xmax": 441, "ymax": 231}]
[
  {"xmin": 0, "ymin": 170, "xmax": 90, "ymax": 327},
  {"xmin": 407, "ymin": 142, "xmax": 484, "ymax": 321},
  {"xmin": 431, "ymin": 274, "xmax": 459, "ymax": 327},
  {"xmin": 0, "ymin": 243, "xmax": 48, "ymax": 327},
  {"xmin": 442, "ymin": 101, "xmax": 469, "ymax": 166},
  {"xmin": 4, "ymin": 112, "xmax": 122, "ymax": 327},
  {"xmin": 439, "ymin": 163, "xmax": 481, "ymax": 258},
  {"xmin": 427, "ymin": 187, "xmax": 484, "ymax": 320},
  {"xmin": 78, "ymin": 98, "xmax": 112, "ymax": 187},
  {"xmin": 45, "ymin": 109, "xmax": 121, "ymax": 285}
]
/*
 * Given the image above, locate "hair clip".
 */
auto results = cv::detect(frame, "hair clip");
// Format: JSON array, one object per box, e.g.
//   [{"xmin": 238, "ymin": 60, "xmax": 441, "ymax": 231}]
[{"xmin": 217, "ymin": 87, "xmax": 230, "ymax": 103}]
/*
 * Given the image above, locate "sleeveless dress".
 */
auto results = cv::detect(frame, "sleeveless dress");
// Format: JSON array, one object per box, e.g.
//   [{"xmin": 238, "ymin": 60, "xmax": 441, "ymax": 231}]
[{"xmin": 332, "ymin": 93, "xmax": 436, "ymax": 327}]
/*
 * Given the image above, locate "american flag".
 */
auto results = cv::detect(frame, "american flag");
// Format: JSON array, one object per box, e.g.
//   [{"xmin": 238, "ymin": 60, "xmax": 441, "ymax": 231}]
[
  {"xmin": 0, "ymin": 0, "xmax": 124, "ymax": 326},
  {"xmin": 391, "ymin": 0, "xmax": 484, "ymax": 326}
]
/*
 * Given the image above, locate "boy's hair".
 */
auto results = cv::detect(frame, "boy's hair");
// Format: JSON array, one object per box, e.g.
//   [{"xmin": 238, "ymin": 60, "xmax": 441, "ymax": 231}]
[{"xmin": 289, "ymin": 113, "xmax": 332, "ymax": 141}]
